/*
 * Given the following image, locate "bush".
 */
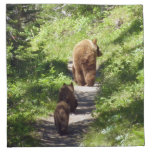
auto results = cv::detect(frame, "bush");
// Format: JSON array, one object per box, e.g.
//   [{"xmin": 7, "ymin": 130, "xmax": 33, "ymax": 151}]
[{"xmin": 81, "ymin": 5, "xmax": 144, "ymax": 146}]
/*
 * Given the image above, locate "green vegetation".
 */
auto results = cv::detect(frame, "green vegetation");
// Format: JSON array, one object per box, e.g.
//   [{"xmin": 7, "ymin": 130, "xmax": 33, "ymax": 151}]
[
  {"xmin": 7, "ymin": 4, "xmax": 72, "ymax": 147},
  {"xmin": 81, "ymin": 5, "xmax": 144, "ymax": 146},
  {"xmin": 7, "ymin": 4, "xmax": 144, "ymax": 147}
]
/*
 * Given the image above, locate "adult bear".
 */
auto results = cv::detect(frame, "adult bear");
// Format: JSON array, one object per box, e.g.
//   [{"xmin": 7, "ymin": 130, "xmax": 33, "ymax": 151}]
[{"xmin": 72, "ymin": 39, "xmax": 102, "ymax": 86}]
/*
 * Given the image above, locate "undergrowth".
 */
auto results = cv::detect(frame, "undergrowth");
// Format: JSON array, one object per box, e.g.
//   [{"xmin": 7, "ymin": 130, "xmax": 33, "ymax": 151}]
[
  {"xmin": 7, "ymin": 5, "xmax": 144, "ymax": 146},
  {"xmin": 7, "ymin": 5, "xmax": 105, "ymax": 146},
  {"xmin": 81, "ymin": 5, "xmax": 144, "ymax": 146}
]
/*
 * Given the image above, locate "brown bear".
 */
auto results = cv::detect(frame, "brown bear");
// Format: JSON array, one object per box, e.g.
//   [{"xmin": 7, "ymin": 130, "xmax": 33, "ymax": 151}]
[
  {"xmin": 54, "ymin": 101, "xmax": 70, "ymax": 135},
  {"xmin": 72, "ymin": 39, "xmax": 102, "ymax": 86},
  {"xmin": 58, "ymin": 82, "xmax": 78, "ymax": 113}
]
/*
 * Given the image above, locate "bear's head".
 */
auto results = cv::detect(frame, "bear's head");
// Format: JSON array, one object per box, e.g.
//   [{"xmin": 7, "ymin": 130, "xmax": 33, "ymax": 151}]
[
  {"xmin": 59, "ymin": 82, "xmax": 78, "ymax": 113},
  {"xmin": 92, "ymin": 39, "xmax": 102, "ymax": 57}
]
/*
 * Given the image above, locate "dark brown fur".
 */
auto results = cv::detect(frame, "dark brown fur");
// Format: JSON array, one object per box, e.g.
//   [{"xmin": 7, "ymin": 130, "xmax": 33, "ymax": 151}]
[
  {"xmin": 54, "ymin": 101, "xmax": 70, "ymax": 135},
  {"xmin": 72, "ymin": 39, "xmax": 102, "ymax": 86},
  {"xmin": 59, "ymin": 82, "xmax": 78, "ymax": 113}
]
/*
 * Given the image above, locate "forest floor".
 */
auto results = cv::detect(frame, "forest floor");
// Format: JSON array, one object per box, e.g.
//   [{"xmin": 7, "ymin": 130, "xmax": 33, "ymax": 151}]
[{"xmin": 34, "ymin": 60, "xmax": 101, "ymax": 147}]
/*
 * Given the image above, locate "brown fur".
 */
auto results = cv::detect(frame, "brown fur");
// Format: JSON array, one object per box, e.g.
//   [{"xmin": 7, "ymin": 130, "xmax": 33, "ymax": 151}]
[
  {"xmin": 54, "ymin": 101, "xmax": 70, "ymax": 135},
  {"xmin": 59, "ymin": 82, "xmax": 78, "ymax": 113},
  {"xmin": 72, "ymin": 39, "xmax": 102, "ymax": 86}
]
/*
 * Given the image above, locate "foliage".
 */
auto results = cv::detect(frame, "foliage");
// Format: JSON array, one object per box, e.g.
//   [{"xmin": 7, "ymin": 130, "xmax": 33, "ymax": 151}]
[
  {"xmin": 7, "ymin": 4, "xmax": 110, "ymax": 147},
  {"xmin": 7, "ymin": 4, "xmax": 144, "ymax": 147},
  {"xmin": 81, "ymin": 5, "xmax": 144, "ymax": 146}
]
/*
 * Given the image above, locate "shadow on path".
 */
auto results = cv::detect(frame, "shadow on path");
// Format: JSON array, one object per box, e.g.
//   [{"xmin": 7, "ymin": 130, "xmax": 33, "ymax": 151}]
[
  {"xmin": 35, "ymin": 59, "xmax": 101, "ymax": 147},
  {"xmin": 35, "ymin": 118, "xmax": 93, "ymax": 147}
]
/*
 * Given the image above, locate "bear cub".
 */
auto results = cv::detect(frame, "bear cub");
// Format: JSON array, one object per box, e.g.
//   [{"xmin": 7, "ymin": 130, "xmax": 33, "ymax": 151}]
[
  {"xmin": 54, "ymin": 82, "xmax": 78, "ymax": 135},
  {"xmin": 58, "ymin": 82, "xmax": 78, "ymax": 113},
  {"xmin": 54, "ymin": 101, "xmax": 70, "ymax": 135}
]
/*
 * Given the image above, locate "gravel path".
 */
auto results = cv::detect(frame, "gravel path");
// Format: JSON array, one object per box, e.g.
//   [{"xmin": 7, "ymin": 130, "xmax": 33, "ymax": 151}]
[{"xmin": 35, "ymin": 60, "xmax": 100, "ymax": 147}]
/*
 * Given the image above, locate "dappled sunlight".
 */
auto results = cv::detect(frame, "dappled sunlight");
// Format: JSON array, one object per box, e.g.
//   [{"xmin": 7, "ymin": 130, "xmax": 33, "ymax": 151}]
[{"xmin": 7, "ymin": 4, "xmax": 144, "ymax": 147}]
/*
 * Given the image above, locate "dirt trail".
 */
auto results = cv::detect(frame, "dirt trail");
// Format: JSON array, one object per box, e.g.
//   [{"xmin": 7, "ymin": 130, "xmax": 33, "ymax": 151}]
[{"xmin": 35, "ymin": 60, "xmax": 100, "ymax": 147}]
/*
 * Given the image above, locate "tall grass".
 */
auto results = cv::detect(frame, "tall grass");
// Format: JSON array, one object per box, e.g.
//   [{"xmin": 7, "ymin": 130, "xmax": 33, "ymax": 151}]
[
  {"xmin": 7, "ymin": 5, "xmax": 144, "ymax": 147},
  {"xmin": 7, "ymin": 11, "xmax": 103, "ymax": 146},
  {"xmin": 81, "ymin": 5, "xmax": 144, "ymax": 146}
]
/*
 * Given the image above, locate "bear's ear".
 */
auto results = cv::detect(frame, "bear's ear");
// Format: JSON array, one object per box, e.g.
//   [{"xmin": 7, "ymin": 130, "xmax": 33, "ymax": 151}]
[{"xmin": 92, "ymin": 39, "xmax": 97, "ymax": 45}]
